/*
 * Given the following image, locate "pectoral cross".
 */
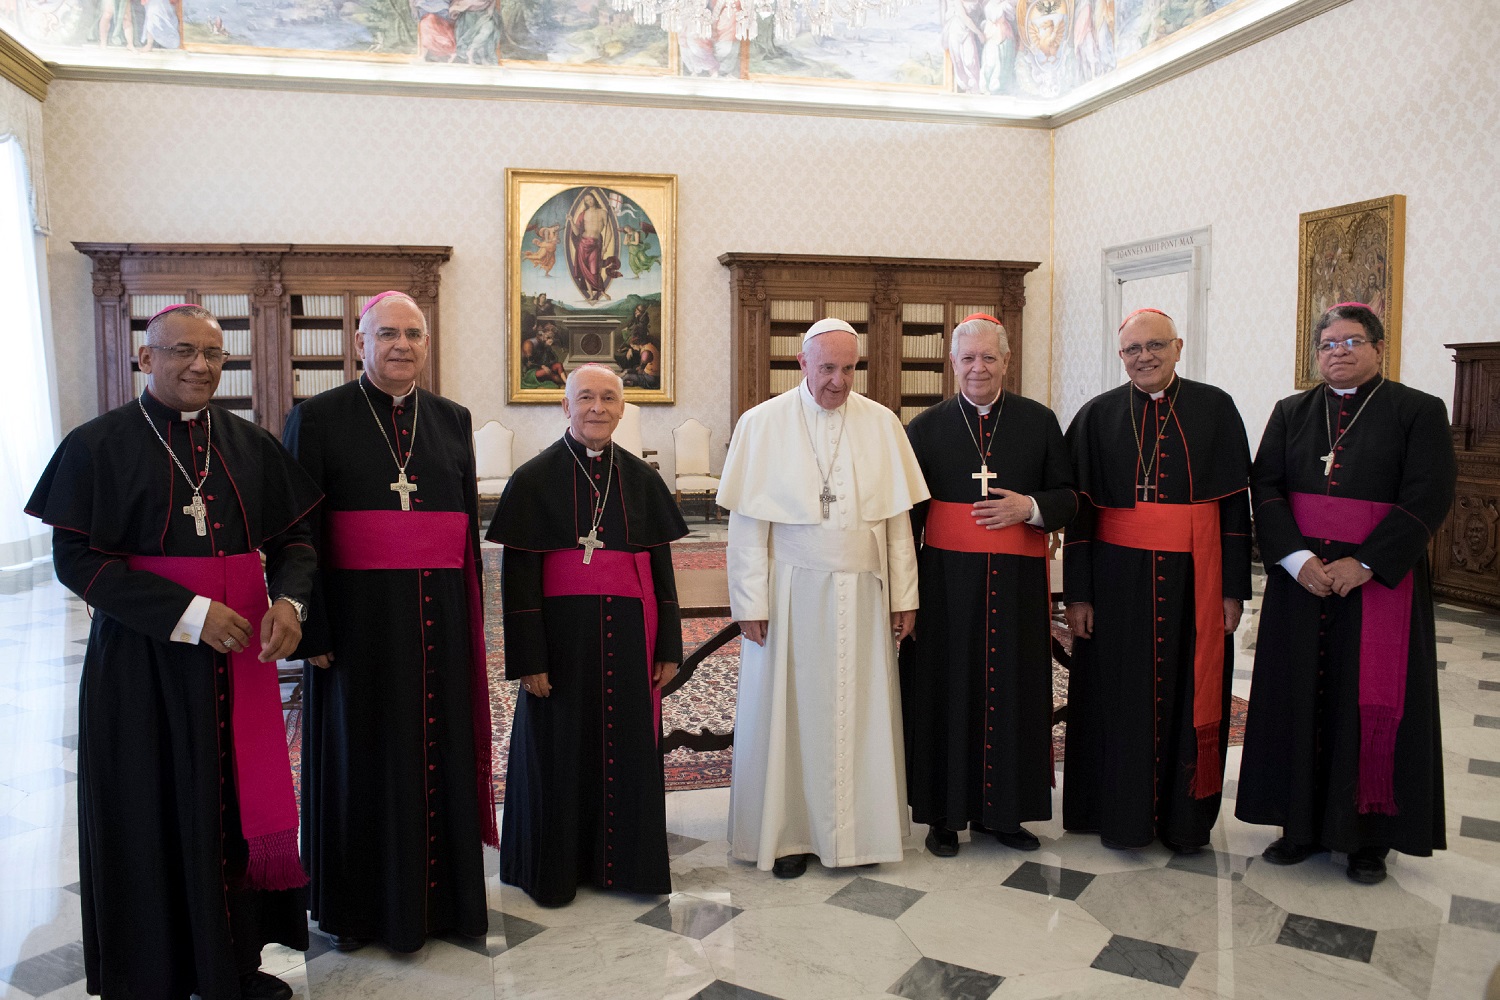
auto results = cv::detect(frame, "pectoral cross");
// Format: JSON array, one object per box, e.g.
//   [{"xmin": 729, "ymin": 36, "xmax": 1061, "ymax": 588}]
[
  {"xmin": 819, "ymin": 485, "xmax": 837, "ymax": 519},
  {"xmin": 182, "ymin": 493, "xmax": 208, "ymax": 536},
  {"xmin": 389, "ymin": 471, "xmax": 417, "ymax": 511},
  {"xmin": 1137, "ymin": 481, "xmax": 1157, "ymax": 501},
  {"xmin": 972, "ymin": 464, "xmax": 998, "ymax": 499},
  {"xmin": 1319, "ymin": 451, "xmax": 1335, "ymax": 477},
  {"xmin": 577, "ymin": 528, "xmax": 604, "ymax": 564}
]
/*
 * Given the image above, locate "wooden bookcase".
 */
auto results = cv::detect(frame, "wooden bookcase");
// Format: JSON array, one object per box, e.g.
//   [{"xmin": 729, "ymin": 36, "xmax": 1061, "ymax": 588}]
[
  {"xmin": 719, "ymin": 253, "xmax": 1039, "ymax": 426},
  {"xmin": 1431, "ymin": 342, "xmax": 1500, "ymax": 612},
  {"xmin": 76, "ymin": 243, "xmax": 451, "ymax": 438}
]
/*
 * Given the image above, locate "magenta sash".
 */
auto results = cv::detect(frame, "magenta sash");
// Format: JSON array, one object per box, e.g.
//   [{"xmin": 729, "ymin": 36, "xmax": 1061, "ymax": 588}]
[
  {"xmin": 128, "ymin": 552, "xmax": 306, "ymax": 890},
  {"xmin": 1289, "ymin": 492, "xmax": 1411, "ymax": 815},
  {"xmin": 324, "ymin": 509, "xmax": 498, "ymax": 847},
  {"xmin": 541, "ymin": 548, "xmax": 661, "ymax": 742}
]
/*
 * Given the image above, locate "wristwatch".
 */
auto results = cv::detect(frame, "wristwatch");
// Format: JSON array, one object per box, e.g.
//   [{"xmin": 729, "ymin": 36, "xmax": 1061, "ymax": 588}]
[{"xmin": 274, "ymin": 595, "xmax": 308, "ymax": 622}]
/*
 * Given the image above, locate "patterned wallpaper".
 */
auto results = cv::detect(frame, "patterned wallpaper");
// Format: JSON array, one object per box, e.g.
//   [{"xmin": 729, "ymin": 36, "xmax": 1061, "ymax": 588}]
[
  {"xmin": 1051, "ymin": 0, "xmax": 1500, "ymax": 449},
  {"xmin": 41, "ymin": 82, "xmax": 1053, "ymax": 479}
]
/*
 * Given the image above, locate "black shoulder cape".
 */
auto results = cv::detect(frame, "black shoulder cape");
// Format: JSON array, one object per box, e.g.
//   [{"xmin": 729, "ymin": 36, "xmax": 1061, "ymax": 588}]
[
  {"xmin": 486, "ymin": 435, "xmax": 687, "ymax": 550},
  {"xmin": 1066, "ymin": 377, "xmax": 1250, "ymax": 508}
]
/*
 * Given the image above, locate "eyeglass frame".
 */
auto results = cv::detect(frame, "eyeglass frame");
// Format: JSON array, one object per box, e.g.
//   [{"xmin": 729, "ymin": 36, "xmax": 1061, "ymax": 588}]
[
  {"xmin": 143, "ymin": 344, "xmax": 233, "ymax": 365},
  {"xmin": 1119, "ymin": 338, "xmax": 1179, "ymax": 360},
  {"xmin": 1314, "ymin": 336, "xmax": 1373, "ymax": 355},
  {"xmin": 365, "ymin": 327, "xmax": 430, "ymax": 344}
]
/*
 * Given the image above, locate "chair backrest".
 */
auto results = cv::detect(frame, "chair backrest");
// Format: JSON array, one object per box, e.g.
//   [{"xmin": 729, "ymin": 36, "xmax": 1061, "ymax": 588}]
[
  {"xmin": 562, "ymin": 402, "xmax": 645, "ymax": 458},
  {"xmin": 473, "ymin": 420, "xmax": 514, "ymax": 479},
  {"xmin": 615, "ymin": 403, "xmax": 645, "ymax": 458},
  {"xmin": 672, "ymin": 418, "xmax": 713, "ymax": 478}
]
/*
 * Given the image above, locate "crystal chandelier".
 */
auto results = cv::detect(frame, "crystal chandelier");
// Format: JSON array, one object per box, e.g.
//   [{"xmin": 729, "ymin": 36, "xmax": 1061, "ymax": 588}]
[{"xmin": 612, "ymin": 0, "xmax": 916, "ymax": 43}]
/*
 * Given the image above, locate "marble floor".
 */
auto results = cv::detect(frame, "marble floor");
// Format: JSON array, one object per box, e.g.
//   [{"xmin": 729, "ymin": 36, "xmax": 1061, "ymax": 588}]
[{"xmin": 2, "ymin": 550, "xmax": 1499, "ymax": 1000}]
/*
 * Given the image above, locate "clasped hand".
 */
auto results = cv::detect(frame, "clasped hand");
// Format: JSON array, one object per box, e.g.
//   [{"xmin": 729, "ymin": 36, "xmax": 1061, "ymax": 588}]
[
  {"xmin": 973, "ymin": 488, "xmax": 1033, "ymax": 530},
  {"xmin": 1298, "ymin": 556, "xmax": 1372, "ymax": 598},
  {"xmin": 201, "ymin": 599, "xmax": 301, "ymax": 663}
]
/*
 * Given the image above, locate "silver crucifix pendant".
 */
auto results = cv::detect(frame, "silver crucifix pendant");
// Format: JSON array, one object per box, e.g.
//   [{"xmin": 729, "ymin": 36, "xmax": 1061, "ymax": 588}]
[
  {"xmin": 818, "ymin": 486, "xmax": 837, "ymax": 519},
  {"xmin": 390, "ymin": 471, "xmax": 418, "ymax": 511},
  {"xmin": 183, "ymin": 493, "xmax": 208, "ymax": 536},
  {"xmin": 1319, "ymin": 451, "xmax": 1335, "ymax": 477},
  {"xmin": 578, "ymin": 528, "xmax": 604, "ymax": 564}
]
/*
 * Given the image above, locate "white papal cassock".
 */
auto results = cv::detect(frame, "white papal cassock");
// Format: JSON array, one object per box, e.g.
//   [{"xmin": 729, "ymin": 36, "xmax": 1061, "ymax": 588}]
[{"xmin": 718, "ymin": 382, "xmax": 929, "ymax": 870}]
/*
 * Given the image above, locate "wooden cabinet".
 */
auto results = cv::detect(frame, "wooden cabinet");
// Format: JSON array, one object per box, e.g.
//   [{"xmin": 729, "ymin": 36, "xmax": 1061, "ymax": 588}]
[
  {"xmin": 1431, "ymin": 342, "xmax": 1500, "ymax": 611},
  {"xmin": 719, "ymin": 253, "xmax": 1039, "ymax": 426},
  {"xmin": 76, "ymin": 243, "xmax": 451, "ymax": 438}
]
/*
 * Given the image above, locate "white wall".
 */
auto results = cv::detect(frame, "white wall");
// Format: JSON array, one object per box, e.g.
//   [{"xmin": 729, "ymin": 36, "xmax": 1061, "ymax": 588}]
[
  {"xmin": 42, "ymin": 81, "xmax": 1053, "ymax": 482},
  {"xmin": 1052, "ymin": 0, "xmax": 1500, "ymax": 448}
]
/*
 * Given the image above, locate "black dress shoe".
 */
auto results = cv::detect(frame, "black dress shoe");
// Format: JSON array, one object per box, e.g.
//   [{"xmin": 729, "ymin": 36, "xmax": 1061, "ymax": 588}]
[
  {"xmin": 1347, "ymin": 846, "xmax": 1389, "ymax": 885},
  {"xmin": 925, "ymin": 827, "xmax": 959, "ymax": 857},
  {"xmin": 327, "ymin": 933, "xmax": 366, "ymax": 952},
  {"xmin": 772, "ymin": 853, "xmax": 809, "ymax": 879},
  {"xmin": 1161, "ymin": 838, "xmax": 1204, "ymax": 856},
  {"xmin": 1261, "ymin": 836, "xmax": 1319, "ymax": 866},
  {"xmin": 991, "ymin": 825, "xmax": 1040, "ymax": 851},
  {"xmin": 239, "ymin": 970, "xmax": 293, "ymax": 1000}
]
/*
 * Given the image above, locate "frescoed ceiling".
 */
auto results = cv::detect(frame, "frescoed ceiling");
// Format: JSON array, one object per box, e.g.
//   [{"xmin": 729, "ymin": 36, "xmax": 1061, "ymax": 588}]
[{"xmin": 1, "ymin": 0, "xmax": 1348, "ymax": 123}]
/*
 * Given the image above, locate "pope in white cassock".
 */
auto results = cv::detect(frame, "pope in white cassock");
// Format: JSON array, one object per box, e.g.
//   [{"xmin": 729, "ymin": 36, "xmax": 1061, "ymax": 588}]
[{"xmin": 717, "ymin": 318, "xmax": 930, "ymax": 879}]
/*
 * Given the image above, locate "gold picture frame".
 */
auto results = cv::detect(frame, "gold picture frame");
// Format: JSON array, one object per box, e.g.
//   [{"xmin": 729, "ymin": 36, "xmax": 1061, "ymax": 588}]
[
  {"xmin": 506, "ymin": 168, "xmax": 677, "ymax": 404},
  {"xmin": 1294, "ymin": 195, "xmax": 1405, "ymax": 390}
]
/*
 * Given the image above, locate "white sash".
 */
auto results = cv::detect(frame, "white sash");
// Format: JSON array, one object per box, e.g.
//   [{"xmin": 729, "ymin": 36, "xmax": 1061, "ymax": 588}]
[{"xmin": 768, "ymin": 522, "xmax": 881, "ymax": 575}]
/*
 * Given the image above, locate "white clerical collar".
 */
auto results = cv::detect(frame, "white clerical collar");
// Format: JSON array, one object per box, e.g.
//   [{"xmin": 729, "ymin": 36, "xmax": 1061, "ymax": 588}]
[
  {"xmin": 962, "ymin": 391, "xmax": 1001, "ymax": 416},
  {"xmin": 180, "ymin": 407, "xmax": 204, "ymax": 421},
  {"xmin": 391, "ymin": 387, "xmax": 414, "ymax": 405},
  {"xmin": 586, "ymin": 446, "xmax": 604, "ymax": 458},
  {"xmin": 1149, "ymin": 389, "xmax": 1165, "ymax": 400},
  {"xmin": 799, "ymin": 379, "xmax": 846, "ymax": 415},
  {"xmin": 1330, "ymin": 385, "xmax": 1358, "ymax": 397}
]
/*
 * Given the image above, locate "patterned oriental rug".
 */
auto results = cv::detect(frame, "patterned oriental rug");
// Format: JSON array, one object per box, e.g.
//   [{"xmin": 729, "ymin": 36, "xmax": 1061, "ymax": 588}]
[{"xmin": 286, "ymin": 541, "xmax": 1248, "ymax": 804}]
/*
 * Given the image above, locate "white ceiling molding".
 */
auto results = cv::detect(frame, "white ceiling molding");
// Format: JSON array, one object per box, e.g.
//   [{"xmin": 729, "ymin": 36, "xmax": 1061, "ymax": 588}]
[{"xmin": 17, "ymin": 0, "xmax": 1351, "ymax": 128}]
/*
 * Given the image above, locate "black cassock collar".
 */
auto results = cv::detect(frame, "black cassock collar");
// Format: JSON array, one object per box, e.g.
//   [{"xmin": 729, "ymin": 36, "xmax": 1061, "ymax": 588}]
[{"xmin": 486, "ymin": 433, "xmax": 687, "ymax": 551}]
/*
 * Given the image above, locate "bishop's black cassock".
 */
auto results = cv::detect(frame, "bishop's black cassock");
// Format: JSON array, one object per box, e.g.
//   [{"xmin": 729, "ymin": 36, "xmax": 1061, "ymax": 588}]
[
  {"xmin": 283, "ymin": 376, "xmax": 493, "ymax": 951},
  {"xmin": 1236, "ymin": 376, "xmax": 1455, "ymax": 856},
  {"xmin": 901, "ymin": 392, "xmax": 1077, "ymax": 834},
  {"xmin": 488, "ymin": 432, "xmax": 687, "ymax": 906},
  {"xmin": 26, "ymin": 392, "xmax": 320, "ymax": 999},
  {"xmin": 1062, "ymin": 377, "xmax": 1252, "ymax": 849}
]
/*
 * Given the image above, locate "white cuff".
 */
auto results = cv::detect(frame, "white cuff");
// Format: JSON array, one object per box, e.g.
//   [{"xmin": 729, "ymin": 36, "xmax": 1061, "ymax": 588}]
[
  {"xmin": 1025, "ymin": 497, "xmax": 1043, "ymax": 527},
  {"xmin": 1279, "ymin": 549, "xmax": 1316, "ymax": 580},
  {"xmin": 171, "ymin": 594, "xmax": 212, "ymax": 644}
]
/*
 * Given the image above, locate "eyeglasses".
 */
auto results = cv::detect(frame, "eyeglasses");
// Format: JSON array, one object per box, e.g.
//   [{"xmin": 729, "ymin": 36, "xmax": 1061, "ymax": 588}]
[
  {"xmin": 1120, "ymin": 340, "xmax": 1174, "ymax": 359},
  {"xmin": 370, "ymin": 329, "xmax": 429, "ymax": 344},
  {"xmin": 1315, "ymin": 337, "xmax": 1370, "ymax": 354},
  {"xmin": 146, "ymin": 345, "xmax": 232, "ymax": 365}
]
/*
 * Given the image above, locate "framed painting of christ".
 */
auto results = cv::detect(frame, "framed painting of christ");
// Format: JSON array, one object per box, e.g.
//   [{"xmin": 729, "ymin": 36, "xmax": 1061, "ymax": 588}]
[
  {"xmin": 506, "ymin": 169, "xmax": 677, "ymax": 404},
  {"xmin": 1294, "ymin": 195, "xmax": 1405, "ymax": 390}
]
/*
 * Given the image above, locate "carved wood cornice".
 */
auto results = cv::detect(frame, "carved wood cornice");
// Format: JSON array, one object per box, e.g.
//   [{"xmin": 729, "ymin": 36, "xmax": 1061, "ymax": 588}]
[
  {"xmin": 0, "ymin": 28, "xmax": 50, "ymax": 103},
  {"xmin": 89, "ymin": 252, "xmax": 123, "ymax": 298},
  {"xmin": 73, "ymin": 242, "xmax": 451, "ymax": 261},
  {"xmin": 735, "ymin": 264, "xmax": 766, "ymax": 306},
  {"xmin": 719, "ymin": 252, "xmax": 1038, "ymax": 275},
  {"xmin": 251, "ymin": 254, "xmax": 284, "ymax": 298}
]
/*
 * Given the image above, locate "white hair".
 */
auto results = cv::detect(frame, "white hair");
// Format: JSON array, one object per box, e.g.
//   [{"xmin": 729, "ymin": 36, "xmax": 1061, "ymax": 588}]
[
  {"xmin": 565, "ymin": 364, "xmax": 625, "ymax": 399},
  {"xmin": 357, "ymin": 293, "xmax": 425, "ymax": 336},
  {"xmin": 950, "ymin": 317, "xmax": 1010, "ymax": 357}
]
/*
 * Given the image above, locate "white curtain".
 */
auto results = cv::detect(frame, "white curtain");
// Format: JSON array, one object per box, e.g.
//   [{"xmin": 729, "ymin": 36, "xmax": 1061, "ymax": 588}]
[{"xmin": 0, "ymin": 137, "xmax": 57, "ymax": 567}]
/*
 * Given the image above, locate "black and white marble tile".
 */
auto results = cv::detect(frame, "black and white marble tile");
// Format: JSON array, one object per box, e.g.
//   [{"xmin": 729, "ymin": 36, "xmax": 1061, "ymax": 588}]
[
  {"xmin": 1001, "ymin": 860, "xmax": 1096, "ymax": 900},
  {"xmin": 1089, "ymin": 933, "xmax": 1197, "ymax": 988},
  {"xmin": 824, "ymin": 875, "xmax": 924, "ymax": 920},
  {"xmin": 886, "ymin": 956, "xmax": 1003, "ymax": 1000},
  {"xmin": 1275, "ymin": 913, "xmax": 1377, "ymax": 963}
]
